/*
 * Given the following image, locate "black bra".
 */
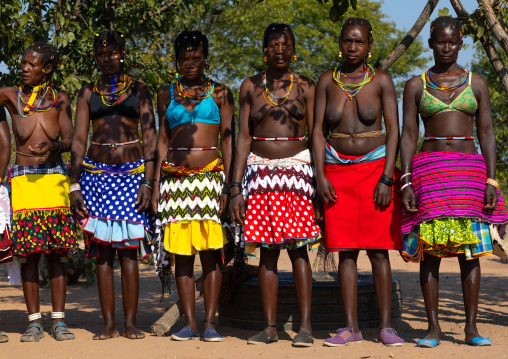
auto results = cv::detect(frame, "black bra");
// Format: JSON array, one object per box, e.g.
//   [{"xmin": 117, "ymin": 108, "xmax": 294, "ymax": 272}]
[{"xmin": 89, "ymin": 82, "xmax": 140, "ymax": 120}]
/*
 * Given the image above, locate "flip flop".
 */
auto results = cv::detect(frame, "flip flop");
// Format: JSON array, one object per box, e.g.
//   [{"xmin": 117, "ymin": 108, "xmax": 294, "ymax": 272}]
[
  {"xmin": 416, "ymin": 338, "xmax": 440, "ymax": 348},
  {"xmin": 20, "ymin": 323, "xmax": 45, "ymax": 342},
  {"xmin": 465, "ymin": 337, "xmax": 492, "ymax": 346}
]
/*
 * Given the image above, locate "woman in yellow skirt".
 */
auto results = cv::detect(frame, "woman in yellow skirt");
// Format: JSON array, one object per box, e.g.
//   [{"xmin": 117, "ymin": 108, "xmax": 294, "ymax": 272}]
[{"xmin": 151, "ymin": 31, "xmax": 234, "ymax": 342}]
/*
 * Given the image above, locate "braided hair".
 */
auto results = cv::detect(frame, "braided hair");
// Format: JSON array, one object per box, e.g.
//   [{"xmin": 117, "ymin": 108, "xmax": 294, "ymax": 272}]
[
  {"xmin": 263, "ymin": 23, "xmax": 296, "ymax": 56},
  {"xmin": 430, "ymin": 16, "xmax": 463, "ymax": 42},
  {"xmin": 26, "ymin": 42, "xmax": 59, "ymax": 79},
  {"xmin": 174, "ymin": 31, "xmax": 209, "ymax": 60}
]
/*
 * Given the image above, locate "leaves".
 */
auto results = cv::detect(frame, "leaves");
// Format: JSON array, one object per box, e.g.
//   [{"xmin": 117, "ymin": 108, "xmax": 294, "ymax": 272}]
[{"xmin": 437, "ymin": 7, "xmax": 449, "ymax": 17}]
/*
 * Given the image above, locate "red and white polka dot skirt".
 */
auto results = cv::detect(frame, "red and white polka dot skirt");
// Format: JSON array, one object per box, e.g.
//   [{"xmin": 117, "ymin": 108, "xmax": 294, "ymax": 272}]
[{"xmin": 243, "ymin": 190, "xmax": 321, "ymax": 245}]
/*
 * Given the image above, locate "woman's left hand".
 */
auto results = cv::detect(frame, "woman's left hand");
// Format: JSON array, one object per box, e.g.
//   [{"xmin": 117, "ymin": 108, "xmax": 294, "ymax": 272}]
[
  {"xmin": 135, "ymin": 184, "xmax": 152, "ymax": 212},
  {"xmin": 219, "ymin": 193, "xmax": 228, "ymax": 216},
  {"xmin": 373, "ymin": 182, "xmax": 393, "ymax": 210},
  {"xmin": 483, "ymin": 184, "xmax": 498, "ymax": 210},
  {"xmin": 29, "ymin": 142, "xmax": 52, "ymax": 156}
]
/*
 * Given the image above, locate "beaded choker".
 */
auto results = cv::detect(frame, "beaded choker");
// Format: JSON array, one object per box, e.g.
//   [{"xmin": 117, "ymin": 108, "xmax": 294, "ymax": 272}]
[
  {"xmin": 424, "ymin": 64, "xmax": 468, "ymax": 92},
  {"xmin": 17, "ymin": 84, "xmax": 59, "ymax": 117},
  {"xmin": 262, "ymin": 70, "xmax": 293, "ymax": 107},
  {"xmin": 175, "ymin": 78, "xmax": 214, "ymax": 105},
  {"xmin": 93, "ymin": 73, "xmax": 133, "ymax": 107},
  {"xmin": 332, "ymin": 64, "xmax": 375, "ymax": 100}
]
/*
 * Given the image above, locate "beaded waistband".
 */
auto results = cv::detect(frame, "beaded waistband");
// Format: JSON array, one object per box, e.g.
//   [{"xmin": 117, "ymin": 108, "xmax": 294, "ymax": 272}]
[
  {"xmin": 252, "ymin": 136, "xmax": 305, "ymax": 141},
  {"xmin": 424, "ymin": 136, "xmax": 474, "ymax": 141}
]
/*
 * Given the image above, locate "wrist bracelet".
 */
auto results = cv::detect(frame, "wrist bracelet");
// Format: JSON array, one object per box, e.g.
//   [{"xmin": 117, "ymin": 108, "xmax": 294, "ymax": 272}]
[
  {"xmin": 51, "ymin": 140, "xmax": 64, "ymax": 155},
  {"xmin": 401, "ymin": 182, "xmax": 412, "ymax": 191},
  {"xmin": 141, "ymin": 183, "xmax": 153, "ymax": 191},
  {"xmin": 140, "ymin": 177, "xmax": 153, "ymax": 186},
  {"xmin": 230, "ymin": 192, "xmax": 243, "ymax": 200},
  {"xmin": 378, "ymin": 174, "xmax": 394, "ymax": 187},
  {"xmin": 69, "ymin": 183, "xmax": 81, "ymax": 193},
  {"xmin": 487, "ymin": 178, "xmax": 499, "ymax": 189},
  {"xmin": 229, "ymin": 181, "xmax": 242, "ymax": 190},
  {"xmin": 153, "ymin": 178, "xmax": 161, "ymax": 183},
  {"xmin": 400, "ymin": 172, "xmax": 411, "ymax": 181},
  {"xmin": 144, "ymin": 158, "xmax": 156, "ymax": 163},
  {"xmin": 222, "ymin": 183, "xmax": 230, "ymax": 196}
]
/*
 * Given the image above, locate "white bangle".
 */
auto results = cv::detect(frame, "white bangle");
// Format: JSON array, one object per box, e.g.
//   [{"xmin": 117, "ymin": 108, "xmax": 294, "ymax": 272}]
[
  {"xmin": 28, "ymin": 312, "xmax": 42, "ymax": 322},
  {"xmin": 401, "ymin": 182, "xmax": 412, "ymax": 191},
  {"xmin": 69, "ymin": 183, "xmax": 81, "ymax": 193},
  {"xmin": 51, "ymin": 311, "xmax": 65, "ymax": 319},
  {"xmin": 400, "ymin": 172, "xmax": 411, "ymax": 180}
]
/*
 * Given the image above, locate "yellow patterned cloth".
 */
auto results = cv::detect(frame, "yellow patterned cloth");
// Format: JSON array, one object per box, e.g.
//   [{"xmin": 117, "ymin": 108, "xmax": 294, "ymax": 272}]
[{"xmin": 163, "ymin": 219, "xmax": 227, "ymax": 255}]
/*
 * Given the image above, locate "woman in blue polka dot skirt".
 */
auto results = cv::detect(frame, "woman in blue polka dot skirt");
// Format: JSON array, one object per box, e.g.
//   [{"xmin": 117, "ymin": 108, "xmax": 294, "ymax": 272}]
[{"xmin": 70, "ymin": 30, "xmax": 157, "ymax": 340}]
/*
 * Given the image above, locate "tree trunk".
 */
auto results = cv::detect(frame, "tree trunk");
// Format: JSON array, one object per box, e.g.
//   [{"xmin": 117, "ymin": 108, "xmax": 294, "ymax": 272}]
[
  {"xmin": 450, "ymin": 0, "xmax": 508, "ymax": 97},
  {"xmin": 376, "ymin": 0, "xmax": 440, "ymax": 70}
]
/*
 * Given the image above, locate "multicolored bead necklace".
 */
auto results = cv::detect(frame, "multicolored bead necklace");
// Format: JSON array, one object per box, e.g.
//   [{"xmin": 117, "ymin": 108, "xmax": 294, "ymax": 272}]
[
  {"xmin": 332, "ymin": 64, "xmax": 375, "ymax": 100},
  {"xmin": 176, "ymin": 78, "xmax": 214, "ymax": 105},
  {"xmin": 262, "ymin": 70, "xmax": 293, "ymax": 107},
  {"xmin": 17, "ymin": 84, "xmax": 59, "ymax": 117},
  {"xmin": 93, "ymin": 73, "xmax": 133, "ymax": 107},
  {"xmin": 424, "ymin": 64, "xmax": 468, "ymax": 92}
]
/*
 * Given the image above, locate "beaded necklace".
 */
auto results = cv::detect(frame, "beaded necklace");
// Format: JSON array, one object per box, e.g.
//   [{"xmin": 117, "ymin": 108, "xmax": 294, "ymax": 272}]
[
  {"xmin": 424, "ymin": 64, "xmax": 468, "ymax": 92},
  {"xmin": 93, "ymin": 73, "xmax": 133, "ymax": 107},
  {"xmin": 332, "ymin": 64, "xmax": 375, "ymax": 100},
  {"xmin": 262, "ymin": 70, "xmax": 293, "ymax": 107},
  {"xmin": 176, "ymin": 78, "xmax": 214, "ymax": 104},
  {"xmin": 17, "ymin": 85, "xmax": 59, "ymax": 117}
]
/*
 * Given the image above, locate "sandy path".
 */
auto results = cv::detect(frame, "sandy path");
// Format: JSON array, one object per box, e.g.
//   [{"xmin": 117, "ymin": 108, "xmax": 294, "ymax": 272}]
[{"xmin": 0, "ymin": 251, "xmax": 507, "ymax": 359}]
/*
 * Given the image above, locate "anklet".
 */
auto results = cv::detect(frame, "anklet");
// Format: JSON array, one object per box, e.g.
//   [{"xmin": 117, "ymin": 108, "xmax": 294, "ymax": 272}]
[
  {"xmin": 28, "ymin": 313, "xmax": 42, "ymax": 322},
  {"xmin": 266, "ymin": 324, "xmax": 277, "ymax": 328},
  {"xmin": 203, "ymin": 320, "xmax": 215, "ymax": 325},
  {"xmin": 51, "ymin": 312, "xmax": 65, "ymax": 319}
]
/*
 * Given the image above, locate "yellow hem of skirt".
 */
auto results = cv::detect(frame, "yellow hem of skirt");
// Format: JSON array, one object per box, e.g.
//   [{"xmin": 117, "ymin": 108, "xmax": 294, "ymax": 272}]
[{"xmin": 163, "ymin": 219, "xmax": 226, "ymax": 256}]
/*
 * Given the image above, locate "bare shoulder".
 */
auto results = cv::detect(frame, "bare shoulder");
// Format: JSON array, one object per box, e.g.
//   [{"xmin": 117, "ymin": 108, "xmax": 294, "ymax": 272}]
[
  {"xmin": 240, "ymin": 75, "xmax": 258, "ymax": 92},
  {"xmin": 157, "ymin": 84, "xmax": 172, "ymax": 98},
  {"xmin": 317, "ymin": 70, "xmax": 333, "ymax": 84},
  {"xmin": 404, "ymin": 75, "xmax": 423, "ymax": 92},
  {"xmin": 56, "ymin": 90, "xmax": 70, "ymax": 105},
  {"xmin": 293, "ymin": 72, "xmax": 315, "ymax": 88},
  {"xmin": 78, "ymin": 82, "xmax": 93, "ymax": 97},
  {"xmin": 470, "ymin": 71, "xmax": 488, "ymax": 88}
]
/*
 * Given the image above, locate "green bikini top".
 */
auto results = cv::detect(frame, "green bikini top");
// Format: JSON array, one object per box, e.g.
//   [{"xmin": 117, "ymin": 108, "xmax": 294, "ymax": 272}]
[{"xmin": 418, "ymin": 72, "xmax": 478, "ymax": 118}]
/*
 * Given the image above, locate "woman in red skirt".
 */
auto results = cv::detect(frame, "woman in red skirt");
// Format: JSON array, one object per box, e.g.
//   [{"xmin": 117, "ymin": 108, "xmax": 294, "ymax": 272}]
[{"xmin": 312, "ymin": 17, "xmax": 403, "ymax": 347}]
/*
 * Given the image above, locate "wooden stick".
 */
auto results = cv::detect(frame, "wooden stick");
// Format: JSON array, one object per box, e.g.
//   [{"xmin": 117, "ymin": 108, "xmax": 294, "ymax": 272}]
[{"xmin": 376, "ymin": 0, "xmax": 440, "ymax": 70}]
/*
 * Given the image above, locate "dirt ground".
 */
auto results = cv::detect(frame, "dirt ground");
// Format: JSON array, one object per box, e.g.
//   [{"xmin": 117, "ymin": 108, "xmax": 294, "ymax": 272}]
[{"xmin": 0, "ymin": 250, "xmax": 507, "ymax": 359}]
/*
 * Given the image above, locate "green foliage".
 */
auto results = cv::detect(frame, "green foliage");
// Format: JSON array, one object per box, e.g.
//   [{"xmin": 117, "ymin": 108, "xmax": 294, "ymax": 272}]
[
  {"xmin": 437, "ymin": 7, "xmax": 449, "ymax": 17},
  {"xmin": 204, "ymin": 0, "xmax": 429, "ymax": 88}
]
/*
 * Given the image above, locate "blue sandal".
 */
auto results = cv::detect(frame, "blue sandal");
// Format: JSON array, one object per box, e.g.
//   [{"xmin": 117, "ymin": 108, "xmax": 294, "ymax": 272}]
[
  {"xmin": 51, "ymin": 322, "xmax": 75, "ymax": 341},
  {"xmin": 416, "ymin": 339, "xmax": 440, "ymax": 348},
  {"xmin": 20, "ymin": 323, "xmax": 45, "ymax": 342}
]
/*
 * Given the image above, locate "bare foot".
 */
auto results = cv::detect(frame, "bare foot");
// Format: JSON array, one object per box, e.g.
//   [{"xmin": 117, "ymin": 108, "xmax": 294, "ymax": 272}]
[
  {"xmin": 123, "ymin": 325, "xmax": 145, "ymax": 340},
  {"xmin": 92, "ymin": 329, "xmax": 119, "ymax": 340}
]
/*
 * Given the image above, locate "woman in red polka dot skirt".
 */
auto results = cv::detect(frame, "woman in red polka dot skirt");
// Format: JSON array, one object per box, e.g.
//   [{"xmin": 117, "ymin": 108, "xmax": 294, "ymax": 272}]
[{"xmin": 229, "ymin": 23, "xmax": 321, "ymax": 347}]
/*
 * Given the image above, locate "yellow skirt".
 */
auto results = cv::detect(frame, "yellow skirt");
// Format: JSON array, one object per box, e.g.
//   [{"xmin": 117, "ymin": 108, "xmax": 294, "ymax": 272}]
[{"xmin": 163, "ymin": 220, "xmax": 227, "ymax": 256}]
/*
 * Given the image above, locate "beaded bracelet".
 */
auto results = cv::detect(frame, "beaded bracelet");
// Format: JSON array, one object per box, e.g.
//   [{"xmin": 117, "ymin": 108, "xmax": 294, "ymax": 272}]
[
  {"xmin": 401, "ymin": 182, "xmax": 412, "ymax": 191},
  {"xmin": 378, "ymin": 174, "xmax": 394, "ymax": 187}
]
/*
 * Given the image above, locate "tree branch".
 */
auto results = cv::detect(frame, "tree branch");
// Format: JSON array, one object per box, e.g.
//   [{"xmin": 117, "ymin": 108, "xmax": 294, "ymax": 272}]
[
  {"xmin": 138, "ymin": 0, "xmax": 179, "ymax": 26},
  {"xmin": 376, "ymin": 0, "xmax": 440, "ymax": 70},
  {"xmin": 450, "ymin": 0, "xmax": 508, "ymax": 97},
  {"xmin": 477, "ymin": 0, "xmax": 508, "ymax": 55}
]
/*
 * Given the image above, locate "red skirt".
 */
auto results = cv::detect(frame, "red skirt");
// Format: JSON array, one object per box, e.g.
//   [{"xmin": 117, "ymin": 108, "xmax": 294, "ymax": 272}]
[{"xmin": 324, "ymin": 155, "xmax": 402, "ymax": 251}]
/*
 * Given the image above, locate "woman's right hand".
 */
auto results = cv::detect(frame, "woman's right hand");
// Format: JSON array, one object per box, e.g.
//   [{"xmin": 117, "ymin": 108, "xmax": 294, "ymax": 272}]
[
  {"xmin": 316, "ymin": 177, "xmax": 337, "ymax": 204},
  {"xmin": 229, "ymin": 193, "xmax": 246, "ymax": 225},
  {"xmin": 401, "ymin": 186, "xmax": 418, "ymax": 214},
  {"xmin": 151, "ymin": 184, "xmax": 160, "ymax": 215},
  {"xmin": 70, "ymin": 191, "xmax": 88, "ymax": 219}
]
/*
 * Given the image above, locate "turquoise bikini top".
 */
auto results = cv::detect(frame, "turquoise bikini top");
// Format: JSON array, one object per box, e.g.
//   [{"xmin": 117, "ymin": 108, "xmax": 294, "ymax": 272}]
[{"xmin": 166, "ymin": 84, "xmax": 220, "ymax": 129}]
